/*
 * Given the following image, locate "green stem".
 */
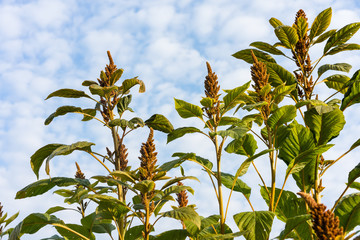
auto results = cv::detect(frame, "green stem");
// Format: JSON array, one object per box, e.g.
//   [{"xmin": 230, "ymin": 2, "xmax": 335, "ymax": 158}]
[{"xmin": 214, "ymin": 131, "xmax": 225, "ymax": 235}]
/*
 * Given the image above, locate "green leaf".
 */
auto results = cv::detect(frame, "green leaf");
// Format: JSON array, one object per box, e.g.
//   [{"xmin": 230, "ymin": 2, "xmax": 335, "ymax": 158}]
[
  {"xmin": 233, "ymin": 211, "xmax": 275, "ymax": 240},
  {"xmin": 235, "ymin": 150, "xmax": 273, "ymax": 178},
  {"xmin": 225, "ymin": 134, "xmax": 257, "ymax": 156},
  {"xmin": 81, "ymin": 109, "xmax": 96, "ymax": 121},
  {"xmin": 296, "ymin": 17, "xmax": 308, "ymax": 39},
  {"xmin": 55, "ymin": 223, "xmax": 94, "ymax": 240},
  {"xmin": 304, "ymin": 107, "xmax": 345, "ymax": 145},
  {"xmin": 128, "ymin": 117, "xmax": 145, "ymax": 129},
  {"xmin": 309, "ymin": 7, "xmax": 332, "ymax": 40},
  {"xmin": 267, "ymin": 105, "xmax": 297, "ymax": 131},
  {"xmin": 341, "ymin": 80, "xmax": 360, "ymax": 110},
  {"xmin": 161, "ymin": 176, "xmax": 199, "ymax": 190},
  {"xmin": 349, "ymin": 182, "xmax": 360, "ymax": 191},
  {"xmin": 250, "ymin": 41, "xmax": 285, "ymax": 55},
  {"xmin": 324, "ymin": 74, "xmax": 350, "ymax": 94},
  {"xmin": 269, "ymin": 18, "xmax": 283, "ymax": 28},
  {"xmin": 334, "ymin": 193, "xmax": 360, "ymax": 233},
  {"xmin": 160, "ymin": 207, "xmax": 201, "ymax": 229},
  {"xmin": 274, "ymin": 26, "xmax": 299, "ymax": 49},
  {"xmin": 134, "ymin": 180, "xmax": 155, "ymax": 194},
  {"xmin": 109, "ymin": 69, "xmax": 124, "ymax": 85},
  {"xmin": 318, "ymin": 63, "xmax": 352, "ymax": 78},
  {"xmin": 279, "ymin": 214, "xmax": 311, "ymax": 240},
  {"xmin": 174, "ymin": 99, "xmax": 203, "ymax": 119},
  {"xmin": 326, "ymin": 43, "xmax": 360, "ymax": 55},
  {"xmin": 45, "ymin": 106, "xmax": 83, "ymax": 125},
  {"xmin": 82, "ymin": 80, "xmax": 98, "ymax": 86},
  {"xmin": 152, "ymin": 229, "xmax": 188, "ymax": 240},
  {"xmin": 40, "ymin": 235, "xmax": 65, "ymax": 240},
  {"xmin": 167, "ymin": 127, "xmax": 202, "ymax": 143},
  {"xmin": 170, "ymin": 152, "xmax": 214, "ymax": 171},
  {"xmin": 30, "ymin": 144, "xmax": 64, "ymax": 179},
  {"xmin": 125, "ymin": 225, "xmax": 145, "ymax": 240},
  {"xmin": 145, "ymin": 114, "xmax": 174, "ymax": 134},
  {"xmin": 120, "ymin": 77, "xmax": 145, "ymax": 93},
  {"xmin": 89, "ymin": 85, "xmax": 118, "ymax": 97},
  {"xmin": 220, "ymin": 172, "xmax": 251, "ymax": 198},
  {"xmin": 45, "ymin": 89, "xmax": 91, "ymax": 100},
  {"xmin": 266, "ymin": 63, "xmax": 297, "ymax": 87},
  {"xmin": 223, "ymin": 82, "xmax": 250, "ymax": 112},
  {"xmin": 15, "ymin": 177, "xmax": 90, "ymax": 199},
  {"xmin": 232, "ymin": 49, "xmax": 276, "ymax": 64},
  {"xmin": 110, "ymin": 171, "xmax": 136, "ymax": 183},
  {"xmin": 45, "ymin": 141, "xmax": 95, "ymax": 176},
  {"xmin": 272, "ymin": 83, "xmax": 297, "ymax": 104},
  {"xmin": 324, "ymin": 22, "xmax": 360, "ymax": 54},
  {"xmin": 46, "ymin": 206, "xmax": 67, "ymax": 215},
  {"xmin": 117, "ymin": 95, "xmax": 132, "ymax": 115},
  {"xmin": 312, "ymin": 29, "xmax": 336, "ymax": 45},
  {"xmin": 348, "ymin": 163, "xmax": 360, "ymax": 184},
  {"xmin": 200, "ymin": 97, "xmax": 215, "ymax": 108},
  {"xmin": 216, "ymin": 126, "xmax": 249, "ymax": 139}
]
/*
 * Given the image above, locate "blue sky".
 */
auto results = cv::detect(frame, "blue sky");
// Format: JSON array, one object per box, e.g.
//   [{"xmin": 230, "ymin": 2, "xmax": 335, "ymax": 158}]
[{"xmin": 1, "ymin": 0, "xmax": 360, "ymax": 239}]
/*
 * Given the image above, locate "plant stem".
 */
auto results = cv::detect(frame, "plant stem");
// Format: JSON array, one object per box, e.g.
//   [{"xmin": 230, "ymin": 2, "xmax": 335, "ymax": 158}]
[
  {"xmin": 214, "ymin": 130, "xmax": 225, "ymax": 235},
  {"xmin": 266, "ymin": 124, "xmax": 276, "ymax": 212},
  {"xmin": 331, "ymin": 184, "xmax": 350, "ymax": 212}
]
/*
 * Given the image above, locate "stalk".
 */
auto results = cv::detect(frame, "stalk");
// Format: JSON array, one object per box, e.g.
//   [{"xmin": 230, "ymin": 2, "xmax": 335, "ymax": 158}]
[
  {"xmin": 266, "ymin": 124, "xmax": 276, "ymax": 212},
  {"xmin": 214, "ymin": 132, "xmax": 225, "ymax": 235},
  {"xmin": 144, "ymin": 193, "xmax": 150, "ymax": 240}
]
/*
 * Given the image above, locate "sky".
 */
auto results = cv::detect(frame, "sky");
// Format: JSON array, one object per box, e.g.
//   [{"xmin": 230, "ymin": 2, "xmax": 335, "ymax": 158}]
[{"xmin": 1, "ymin": 0, "xmax": 360, "ymax": 239}]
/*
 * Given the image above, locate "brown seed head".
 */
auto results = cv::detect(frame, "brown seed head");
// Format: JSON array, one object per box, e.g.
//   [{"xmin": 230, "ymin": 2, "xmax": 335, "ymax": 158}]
[
  {"xmin": 75, "ymin": 162, "xmax": 85, "ymax": 179},
  {"xmin": 204, "ymin": 62, "xmax": 220, "ymax": 101},
  {"xmin": 118, "ymin": 143, "xmax": 129, "ymax": 171},
  {"xmin": 176, "ymin": 181, "xmax": 189, "ymax": 208},
  {"xmin": 139, "ymin": 128, "xmax": 158, "ymax": 180},
  {"xmin": 295, "ymin": 9, "xmax": 307, "ymax": 25},
  {"xmin": 298, "ymin": 192, "xmax": 344, "ymax": 239}
]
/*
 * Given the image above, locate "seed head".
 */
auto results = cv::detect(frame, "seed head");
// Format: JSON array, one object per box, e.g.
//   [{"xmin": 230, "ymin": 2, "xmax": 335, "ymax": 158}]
[
  {"xmin": 176, "ymin": 181, "xmax": 189, "ymax": 208},
  {"xmin": 118, "ymin": 143, "xmax": 129, "ymax": 171},
  {"xmin": 75, "ymin": 162, "xmax": 85, "ymax": 179},
  {"xmin": 204, "ymin": 62, "xmax": 220, "ymax": 101},
  {"xmin": 139, "ymin": 128, "xmax": 158, "ymax": 181}
]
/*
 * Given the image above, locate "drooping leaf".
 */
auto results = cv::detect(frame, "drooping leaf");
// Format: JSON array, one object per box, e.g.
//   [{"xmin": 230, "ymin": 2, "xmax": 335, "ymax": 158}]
[
  {"xmin": 167, "ymin": 127, "xmax": 202, "ymax": 143},
  {"xmin": 45, "ymin": 89, "xmax": 91, "ymax": 100},
  {"xmin": 109, "ymin": 68, "xmax": 124, "ymax": 85},
  {"xmin": 233, "ymin": 211, "xmax": 275, "ymax": 240},
  {"xmin": 324, "ymin": 22, "xmax": 360, "ymax": 54},
  {"xmin": 309, "ymin": 7, "xmax": 332, "ymax": 40},
  {"xmin": 267, "ymin": 105, "xmax": 297, "ymax": 131},
  {"xmin": 220, "ymin": 172, "xmax": 251, "ymax": 198},
  {"xmin": 334, "ymin": 193, "xmax": 360, "ymax": 234},
  {"xmin": 45, "ymin": 141, "xmax": 95, "ymax": 176},
  {"xmin": 152, "ymin": 229, "xmax": 188, "ymax": 240},
  {"xmin": 81, "ymin": 109, "xmax": 96, "ymax": 121},
  {"xmin": 160, "ymin": 207, "xmax": 201, "ymax": 229},
  {"xmin": 171, "ymin": 152, "xmax": 214, "ymax": 171},
  {"xmin": 174, "ymin": 99, "xmax": 203, "ymax": 119},
  {"xmin": 232, "ymin": 49, "xmax": 276, "ymax": 64},
  {"xmin": 222, "ymin": 82, "xmax": 250, "ymax": 112},
  {"xmin": 279, "ymin": 214, "xmax": 311, "ymax": 240},
  {"xmin": 216, "ymin": 126, "xmax": 249, "ymax": 139},
  {"xmin": 45, "ymin": 106, "xmax": 83, "ymax": 125},
  {"xmin": 304, "ymin": 107, "xmax": 345, "ymax": 145},
  {"xmin": 269, "ymin": 18, "xmax": 283, "ymax": 28},
  {"xmin": 348, "ymin": 162, "xmax": 360, "ymax": 184},
  {"xmin": 274, "ymin": 26, "xmax": 299, "ymax": 49},
  {"xmin": 250, "ymin": 41, "xmax": 285, "ymax": 55},
  {"xmin": 326, "ymin": 43, "xmax": 360, "ymax": 55},
  {"xmin": 120, "ymin": 77, "xmax": 145, "ymax": 93},
  {"xmin": 82, "ymin": 80, "xmax": 98, "ymax": 86},
  {"xmin": 324, "ymin": 74, "xmax": 350, "ymax": 94},
  {"xmin": 55, "ymin": 223, "xmax": 95, "ymax": 240},
  {"xmin": 318, "ymin": 63, "xmax": 352, "ymax": 78},
  {"xmin": 89, "ymin": 85, "xmax": 118, "ymax": 97},
  {"xmin": 117, "ymin": 95, "xmax": 133, "ymax": 115},
  {"xmin": 30, "ymin": 144, "xmax": 64, "ymax": 179},
  {"xmin": 225, "ymin": 134, "xmax": 258, "ymax": 156},
  {"xmin": 145, "ymin": 114, "xmax": 174, "ymax": 133},
  {"xmin": 161, "ymin": 176, "xmax": 199, "ymax": 190}
]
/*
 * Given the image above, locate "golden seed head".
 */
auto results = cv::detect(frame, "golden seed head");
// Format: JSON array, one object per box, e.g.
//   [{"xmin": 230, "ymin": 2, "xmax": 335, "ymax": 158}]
[
  {"xmin": 250, "ymin": 51, "xmax": 269, "ymax": 93},
  {"xmin": 139, "ymin": 128, "xmax": 158, "ymax": 181},
  {"xmin": 75, "ymin": 162, "xmax": 85, "ymax": 179},
  {"xmin": 176, "ymin": 181, "xmax": 189, "ymax": 208},
  {"xmin": 118, "ymin": 143, "xmax": 129, "ymax": 171},
  {"xmin": 204, "ymin": 62, "xmax": 220, "ymax": 101}
]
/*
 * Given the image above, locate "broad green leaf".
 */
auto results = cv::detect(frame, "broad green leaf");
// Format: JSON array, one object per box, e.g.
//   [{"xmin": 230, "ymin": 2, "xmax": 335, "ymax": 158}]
[
  {"xmin": 199, "ymin": 232, "xmax": 245, "ymax": 240},
  {"xmin": 220, "ymin": 172, "xmax": 251, "ymax": 198},
  {"xmin": 309, "ymin": 7, "xmax": 332, "ymax": 40},
  {"xmin": 200, "ymin": 97, "xmax": 215, "ymax": 108},
  {"xmin": 207, "ymin": 116, "xmax": 242, "ymax": 128},
  {"xmin": 45, "ymin": 106, "xmax": 83, "ymax": 125},
  {"xmin": 152, "ymin": 229, "xmax": 188, "ymax": 240},
  {"xmin": 334, "ymin": 193, "xmax": 360, "ymax": 233},
  {"xmin": 81, "ymin": 109, "xmax": 96, "ymax": 121},
  {"xmin": 30, "ymin": 144, "xmax": 64, "ymax": 179},
  {"xmin": 233, "ymin": 211, "xmax": 275, "ymax": 240},
  {"xmin": 145, "ymin": 114, "xmax": 174, "ymax": 133},
  {"xmin": 125, "ymin": 225, "xmax": 145, "ymax": 240},
  {"xmin": 160, "ymin": 207, "xmax": 201, "ymax": 229},
  {"xmin": 110, "ymin": 170, "xmax": 136, "ymax": 183},
  {"xmin": 341, "ymin": 80, "xmax": 360, "ymax": 111},
  {"xmin": 274, "ymin": 26, "xmax": 298, "ymax": 49},
  {"xmin": 295, "ymin": 99, "xmax": 327, "ymax": 108},
  {"xmin": 162, "ymin": 185, "xmax": 195, "ymax": 197},
  {"xmin": 15, "ymin": 177, "xmax": 90, "ymax": 199},
  {"xmin": 232, "ymin": 49, "xmax": 276, "ymax": 64},
  {"xmin": 235, "ymin": 150, "xmax": 273, "ymax": 178},
  {"xmin": 348, "ymin": 163, "xmax": 360, "ymax": 184},
  {"xmin": 326, "ymin": 43, "xmax": 360, "ymax": 55},
  {"xmin": 170, "ymin": 152, "xmax": 214, "ymax": 171},
  {"xmin": 324, "ymin": 74, "xmax": 350, "ymax": 94},
  {"xmin": 45, "ymin": 141, "xmax": 95, "ymax": 175},
  {"xmin": 134, "ymin": 180, "xmax": 155, "ymax": 194},
  {"xmin": 45, "ymin": 89, "xmax": 91, "ymax": 100},
  {"xmin": 286, "ymin": 144, "xmax": 333, "ymax": 176},
  {"xmin": 349, "ymin": 182, "xmax": 360, "ymax": 191},
  {"xmin": 304, "ymin": 107, "xmax": 345, "ymax": 145},
  {"xmin": 117, "ymin": 95, "xmax": 132, "ymax": 115},
  {"xmin": 174, "ymin": 99, "xmax": 203, "ymax": 119},
  {"xmin": 128, "ymin": 117, "xmax": 145, "ymax": 129},
  {"xmin": 216, "ymin": 126, "xmax": 249, "ymax": 139},
  {"xmin": 318, "ymin": 63, "xmax": 352, "ymax": 78},
  {"xmin": 184, "ymin": 215, "xmax": 220, "ymax": 237},
  {"xmin": 120, "ymin": 77, "xmax": 145, "ymax": 93},
  {"xmin": 266, "ymin": 63, "xmax": 297, "ymax": 87},
  {"xmin": 279, "ymin": 214, "xmax": 311, "ymax": 240},
  {"xmin": 46, "ymin": 206, "xmax": 67, "ymax": 215},
  {"xmin": 161, "ymin": 176, "xmax": 199, "ymax": 190},
  {"xmin": 89, "ymin": 195, "xmax": 130, "ymax": 218},
  {"xmin": 109, "ymin": 68, "xmax": 124, "ymax": 85},
  {"xmin": 312, "ymin": 29, "xmax": 336, "ymax": 45},
  {"xmin": 82, "ymin": 80, "xmax": 98, "ymax": 86},
  {"xmin": 324, "ymin": 22, "xmax": 360, "ymax": 54},
  {"xmin": 89, "ymin": 85, "xmax": 118, "ymax": 97},
  {"xmin": 269, "ymin": 18, "xmax": 283, "ymax": 28},
  {"xmin": 250, "ymin": 41, "xmax": 285, "ymax": 55},
  {"xmin": 167, "ymin": 127, "xmax": 202, "ymax": 143},
  {"xmin": 55, "ymin": 223, "xmax": 94, "ymax": 240},
  {"xmin": 242, "ymin": 102, "xmax": 268, "ymax": 111},
  {"xmin": 223, "ymin": 82, "xmax": 250, "ymax": 112},
  {"xmin": 350, "ymin": 138, "xmax": 360, "ymax": 151},
  {"xmin": 267, "ymin": 105, "xmax": 297, "ymax": 131},
  {"xmin": 296, "ymin": 17, "xmax": 308, "ymax": 39},
  {"xmin": 108, "ymin": 119, "xmax": 128, "ymax": 128},
  {"xmin": 40, "ymin": 235, "xmax": 65, "ymax": 240},
  {"xmin": 225, "ymin": 134, "xmax": 257, "ymax": 156},
  {"xmin": 273, "ymin": 83, "xmax": 297, "ymax": 104}
]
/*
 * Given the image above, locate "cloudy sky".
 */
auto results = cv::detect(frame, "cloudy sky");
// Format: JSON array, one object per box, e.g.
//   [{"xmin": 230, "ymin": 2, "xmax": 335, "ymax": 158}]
[{"xmin": 1, "ymin": 0, "xmax": 360, "ymax": 239}]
